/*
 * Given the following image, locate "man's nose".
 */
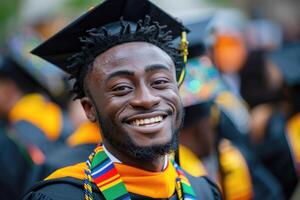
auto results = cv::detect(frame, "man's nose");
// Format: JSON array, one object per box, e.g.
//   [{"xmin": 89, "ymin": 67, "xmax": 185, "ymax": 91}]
[{"xmin": 129, "ymin": 84, "xmax": 160, "ymax": 110}]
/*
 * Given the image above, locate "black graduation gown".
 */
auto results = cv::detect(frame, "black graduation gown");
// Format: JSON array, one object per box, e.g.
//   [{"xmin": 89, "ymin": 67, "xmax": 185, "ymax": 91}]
[
  {"xmin": 216, "ymin": 110, "xmax": 284, "ymax": 200},
  {"xmin": 23, "ymin": 175, "xmax": 221, "ymax": 200},
  {"xmin": 254, "ymin": 111, "xmax": 298, "ymax": 199},
  {"xmin": 230, "ymin": 141, "xmax": 284, "ymax": 200},
  {"xmin": 25, "ymin": 144, "xmax": 97, "ymax": 190},
  {"xmin": 0, "ymin": 123, "xmax": 32, "ymax": 200},
  {"xmin": 13, "ymin": 114, "xmax": 73, "ymax": 157}
]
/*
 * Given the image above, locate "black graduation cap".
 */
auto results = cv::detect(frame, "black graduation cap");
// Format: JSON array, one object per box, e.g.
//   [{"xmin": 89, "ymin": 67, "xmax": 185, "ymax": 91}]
[
  {"xmin": 186, "ymin": 17, "xmax": 211, "ymax": 58},
  {"xmin": 0, "ymin": 31, "xmax": 68, "ymax": 103},
  {"xmin": 0, "ymin": 53, "xmax": 45, "ymax": 94},
  {"xmin": 31, "ymin": 0, "xmax": 188, "ymax": 74},
  {"xmin": 268, "ymin": 42, "xmax": 300, "ymax": 86}
]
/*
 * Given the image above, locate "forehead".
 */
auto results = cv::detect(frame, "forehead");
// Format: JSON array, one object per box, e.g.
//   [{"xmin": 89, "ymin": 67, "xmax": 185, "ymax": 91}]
[{"xmin": 92, "ymin": 42, "xmax": 175, "ymax": 74}]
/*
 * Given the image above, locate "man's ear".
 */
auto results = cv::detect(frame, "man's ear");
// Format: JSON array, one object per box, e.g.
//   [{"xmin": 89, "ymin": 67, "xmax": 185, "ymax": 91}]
[{"xmin": 80, "ymin": 97, "xmax": 97, "ymax": 122}]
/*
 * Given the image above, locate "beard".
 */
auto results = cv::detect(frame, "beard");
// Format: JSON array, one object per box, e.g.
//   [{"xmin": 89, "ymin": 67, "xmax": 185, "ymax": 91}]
[{"xmin": 95, "ymin": 105, "xmax": 184, "ymax": 161}]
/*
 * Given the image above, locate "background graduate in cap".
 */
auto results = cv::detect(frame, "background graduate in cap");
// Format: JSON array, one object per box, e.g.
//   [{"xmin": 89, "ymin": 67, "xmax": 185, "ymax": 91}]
[
  {"xmin": 240, "ymin": 42, "xmax": 300, "ymax": 199},
  {"xmin": 23, "ymin": 0, "xmax": 222, "ymax": 199},
  {"xmin": 178, "ymin": 18, "xmax": 284, "ymax": 200},
  {"xmin": 0, "ymin": 34, "xmax": 72, "ymax": 165}
]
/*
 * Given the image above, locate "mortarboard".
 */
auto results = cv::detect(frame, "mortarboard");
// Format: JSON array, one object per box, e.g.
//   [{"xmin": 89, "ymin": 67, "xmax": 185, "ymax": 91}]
[
  {"xmin": 31, "ymin": 0, "xmax": 189, "ymax": 84},
  {"xmin": 268, "ymin": 42, "xmax": 300, "ymax": 86},
  {"xmin": 0, "ymin": 30, "xmax": 68, "ymax": 102},
  {"xmin": 185, "ymin": 17, "xmax": 211, "ymax": 58},
  {"xmin": 179, "ymin": 56, "xmax": 227, "ymax": 108}
]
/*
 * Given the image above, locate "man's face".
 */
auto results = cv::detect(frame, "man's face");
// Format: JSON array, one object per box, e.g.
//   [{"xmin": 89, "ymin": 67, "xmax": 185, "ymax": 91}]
[{"xmin": 83, "ymin": 42, "xmax": 183, "ymax": 160}]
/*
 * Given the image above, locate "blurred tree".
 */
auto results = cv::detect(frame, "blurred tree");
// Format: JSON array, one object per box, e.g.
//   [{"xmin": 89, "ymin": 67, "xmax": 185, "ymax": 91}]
[{"xmin": 0, "ymin": 0, "xmax": 20, "ymax": 45}]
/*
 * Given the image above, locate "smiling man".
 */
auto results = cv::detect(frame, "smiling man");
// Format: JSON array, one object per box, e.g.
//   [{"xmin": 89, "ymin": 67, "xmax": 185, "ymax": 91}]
[{"xmin": 23, "ymin": 0, "xmax": 221, "ymax": 199}]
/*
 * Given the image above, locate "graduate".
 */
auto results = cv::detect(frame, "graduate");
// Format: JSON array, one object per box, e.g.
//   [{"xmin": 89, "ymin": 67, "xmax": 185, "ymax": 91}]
[
  {"xmin": 179, "ymin": 99, "xmax": 284, "ymax": 200},
  {"xmin": 23, "ymin": 0, "xmax": 222, "ymax": 199},
  {"xmin": 239, "ymin": 42, "xmax": 300, "ymax": 199},
  {"xmin": 0, "ymin": 35, "xmax": 73, "ymax": 163},
  {"xmin": 27, "ymin": 100, "xmax": 101, "ymax": 184},
  {"xmin": 178, "ymin": 19, "xmax": 283, "ymax": 200}
]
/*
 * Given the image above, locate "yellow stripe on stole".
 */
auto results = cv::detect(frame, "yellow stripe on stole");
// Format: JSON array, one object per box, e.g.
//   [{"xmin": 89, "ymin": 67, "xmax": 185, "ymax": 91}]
[
  {"xmin": 101, "ymin": 178, "xmax": 123, "ymax": 191},
  {"xmin": 179, "ymin": 145, "xmax": 207, "ymax": 177},
  {"xmin": 97, "ymin": 174, "xmax": 121, "ymax": 188}
]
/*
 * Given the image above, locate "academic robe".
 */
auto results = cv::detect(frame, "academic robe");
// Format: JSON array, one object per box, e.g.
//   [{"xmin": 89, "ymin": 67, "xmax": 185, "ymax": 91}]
[
  {"xmin": 0, "ymin": 123, "xmax": 32, "ymax": 200},
  {"xmin": 8, "ymin": 93, "xmax": 73, "ymax": 163},
  {"xmin": 25, "ymin": 122, "xmax": 99, "ymax": 190},
  {"xmin": 254, "ymin": 111, "xmax": 298, "ymax": 199}
]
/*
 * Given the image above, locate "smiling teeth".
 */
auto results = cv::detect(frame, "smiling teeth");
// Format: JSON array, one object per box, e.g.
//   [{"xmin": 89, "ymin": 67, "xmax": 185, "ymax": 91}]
[{"xmin": 131, "ymin": 116, "xmax": 163, "ymax": 126}]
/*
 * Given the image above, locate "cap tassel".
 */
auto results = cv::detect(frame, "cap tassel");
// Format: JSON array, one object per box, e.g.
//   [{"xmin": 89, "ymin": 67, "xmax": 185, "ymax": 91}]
[
  {"xmin": 178, "ymin": 31, "xmax": 188, "ymax": 86},
  {"xmin": 179, "ymin": 31, "xmax": 188, "ymax": 63}
]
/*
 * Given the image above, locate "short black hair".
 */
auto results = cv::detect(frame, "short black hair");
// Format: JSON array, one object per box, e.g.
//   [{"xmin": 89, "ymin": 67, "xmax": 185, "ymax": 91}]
[{"xmin": 68, "ymin": 16, "xmax": 184, "ymax": 99}]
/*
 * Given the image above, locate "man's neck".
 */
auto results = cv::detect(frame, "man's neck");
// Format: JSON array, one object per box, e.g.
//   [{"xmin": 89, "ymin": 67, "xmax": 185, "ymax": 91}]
[{"xmin": 103, "ymin": 142, "xmax": 167, "ymax": 172}]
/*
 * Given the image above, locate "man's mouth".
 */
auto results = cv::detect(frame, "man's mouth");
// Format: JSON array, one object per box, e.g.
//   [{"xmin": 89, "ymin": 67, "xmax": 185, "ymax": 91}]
[
  {"xmin": 124, "ymin": 112, "xmax": 169, "ymax": 128},
  {"xmin": 130, "ymin": 115, "xmax": 164, "ymax": 127}
]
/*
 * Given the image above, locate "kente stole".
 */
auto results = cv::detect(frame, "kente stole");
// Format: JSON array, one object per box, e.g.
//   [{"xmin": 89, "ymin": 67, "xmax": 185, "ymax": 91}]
[{"xmin": 84, "ymin": 144, "xmax": 197, "ymax": 200}]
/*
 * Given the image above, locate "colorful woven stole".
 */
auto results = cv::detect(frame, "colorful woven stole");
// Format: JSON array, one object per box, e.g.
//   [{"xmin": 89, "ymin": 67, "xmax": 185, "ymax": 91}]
[{"xmin": 84, "ymin": 144, "xmax": 197, "ymax": 200}]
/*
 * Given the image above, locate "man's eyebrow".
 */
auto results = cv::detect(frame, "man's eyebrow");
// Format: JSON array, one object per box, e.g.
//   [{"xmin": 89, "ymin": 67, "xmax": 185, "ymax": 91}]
[
  {"xmin": 145, "ymin": 64, "xmax": 170, "ymax": 73},
  {"xmin": 106, "ymin": 70, "xmax": 134, "ymax": 82}
]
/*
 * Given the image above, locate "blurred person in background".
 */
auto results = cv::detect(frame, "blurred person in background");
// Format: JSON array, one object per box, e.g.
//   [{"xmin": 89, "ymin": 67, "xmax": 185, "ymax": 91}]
[
  {"xmin": 239, "ymin": 34, "xmax": 300, "ymax": 198},
  {"xmin": 179, "ymin": 99, "xmax": 284, "ymax": 200},
  {"xmin": 26, "ymin": 98, "xmax": 101, "ymax": 186},
  {"xmin": 205, "ymin": 9, "xmax": 248, "ymax": 98},
  {"xmin": 186, "ymin": 17, "xmax": 251, "ymax": 140},
  {"xmin": 177, "ymin": 25, "xmax": 284, "ymax": 198},
  {"xmin": 0, "ymin": 33, "xmax": 72, "ymax": 166},
  {"xmin": 0, "ymin": 119, "xmax": 32, "ymax": 200}
]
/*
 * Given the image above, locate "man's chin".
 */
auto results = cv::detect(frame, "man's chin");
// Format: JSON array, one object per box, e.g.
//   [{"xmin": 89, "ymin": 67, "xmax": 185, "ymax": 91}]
[
  {"xmin": 124, "ymin": 142, "xmax": 176, "ymax": 161},
  {"xmin": 112, "ymin": 132, "xmax": 179, "ymax": 161}
]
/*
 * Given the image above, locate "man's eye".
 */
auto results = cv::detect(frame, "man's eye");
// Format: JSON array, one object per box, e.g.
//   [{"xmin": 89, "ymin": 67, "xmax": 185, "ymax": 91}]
[
  {"xmin": 113, "ymin": 85, "xmax": 132, "ymax": 91},
  {"xmin": 153, "ymin": 79, "xmax": 168, "ymax": 85}
]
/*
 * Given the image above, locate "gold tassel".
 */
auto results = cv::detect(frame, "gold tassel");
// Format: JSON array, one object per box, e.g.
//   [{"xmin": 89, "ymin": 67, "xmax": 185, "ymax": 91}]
[
  {"xmin": 178, "ymin": 31, "xmax": 189, "ymax": 86},
  {"xmin": 179, "ymin": 31, "xmax": 189, "ymax": 64}
]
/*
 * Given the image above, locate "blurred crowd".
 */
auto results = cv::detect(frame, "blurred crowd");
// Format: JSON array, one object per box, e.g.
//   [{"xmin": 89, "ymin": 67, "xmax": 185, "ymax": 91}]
[{"xmin": 0, "ymin": 0, "xmax": 299, "ymax": 199}]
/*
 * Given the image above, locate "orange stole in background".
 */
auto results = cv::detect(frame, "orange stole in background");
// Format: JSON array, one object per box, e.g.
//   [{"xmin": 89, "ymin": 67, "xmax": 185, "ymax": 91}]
[
  {"xmin": 179, "ymin": 140, "xmax": 253, "ymax": 200},
  {"xmin": 287, "ymin": 113, "xmax": 300, "ymax": 176},
  {"xmin": 9, "ymin": 93, "xmax": 62, "ymax": 141},
  {"xmin": 67, "ymin": 121, "xmax": 101, "ymax": 147}
]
